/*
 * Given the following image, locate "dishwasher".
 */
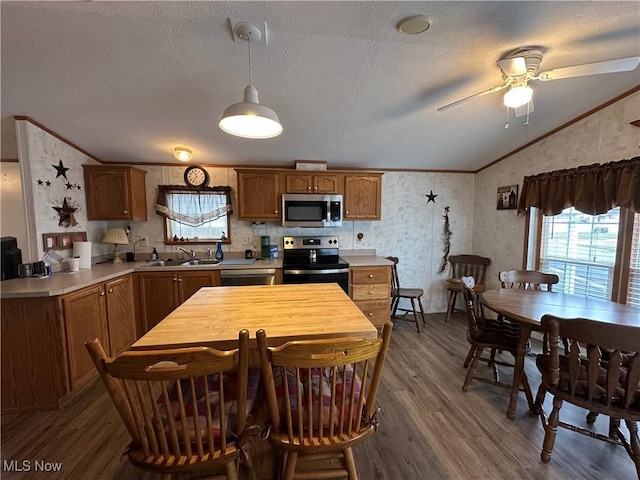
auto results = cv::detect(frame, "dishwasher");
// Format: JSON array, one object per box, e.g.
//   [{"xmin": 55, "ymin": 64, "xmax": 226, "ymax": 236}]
[{"xmin": 219, "ymin": 269, "xmax": 276, "ymax": 286}]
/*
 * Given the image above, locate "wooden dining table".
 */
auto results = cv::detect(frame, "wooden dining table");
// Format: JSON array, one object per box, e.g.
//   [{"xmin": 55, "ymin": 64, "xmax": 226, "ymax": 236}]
[
  {"xmin": 132, "ymin": 283, "xmax": 378, "ymax": 353},
  {"xmin": 481, "ymin": 288, "xmax": 640, "ymax": 419}
]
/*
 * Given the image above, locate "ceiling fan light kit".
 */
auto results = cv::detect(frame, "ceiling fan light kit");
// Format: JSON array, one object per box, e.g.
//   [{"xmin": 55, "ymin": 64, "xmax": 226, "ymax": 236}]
[
  {"xmin": 172, "ymin": 147, "xmax": 192, "ymax": 162},
  {"xmin": 219, "ymin": 22, "xmax": 283, "ymax": 139},
  {"xmin": 503, "ymin": 85, "xmax": 533, "ymax": 108}
]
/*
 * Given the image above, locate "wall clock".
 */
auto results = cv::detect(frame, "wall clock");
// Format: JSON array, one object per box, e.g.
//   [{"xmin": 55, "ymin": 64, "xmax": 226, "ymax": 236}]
[{"xmin": 184, "ymin": 165, "xmax": 209, "ymax": 188}]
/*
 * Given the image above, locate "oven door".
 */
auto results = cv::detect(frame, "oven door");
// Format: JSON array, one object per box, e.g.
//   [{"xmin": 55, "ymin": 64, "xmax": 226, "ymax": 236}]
[{"xmin": 282, "ymin": 268, "xmax": 349, "ymax": 293}]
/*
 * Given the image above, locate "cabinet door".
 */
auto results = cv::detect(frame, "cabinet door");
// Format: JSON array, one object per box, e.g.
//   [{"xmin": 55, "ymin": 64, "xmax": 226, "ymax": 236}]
[
  {"xmin": 105, "ymin": 275, "xmax": 137, "ymax": 356},
  {"xmin": 285, "ymin": 174, "xmax": 313, "ymax": 193},
  {"xmin": 344, "ymin": 175, "xmax": 382, "ymax": 220},
  {"xmin": 62, "ymin": 285, "xmax": 108, "ymax": 391},
  {"xmin": 139, "ymin": 272, "xmax": 179, "ymax": 332},
  {"xmin": 84, "ymin": 167, "xmax": 131, "ymax": 220},
  {"xmin": 313, "ymin": 174, "xmax": 341, "ymax": 194},
  {"xmin": 178, "ymin": 271, "xmax": 217, "ymax": 304},
  {"xmin": 237, "ymin": 171, "xmax": 281, "ymax": 221}
]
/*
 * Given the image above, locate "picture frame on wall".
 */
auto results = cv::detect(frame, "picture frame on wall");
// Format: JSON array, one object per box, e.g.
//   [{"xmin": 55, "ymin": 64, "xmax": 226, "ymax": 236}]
[
  {"xmin": 497, "ymin": 185, "xmax": 518, "ymax": 210},
  {"xmin": 73, "ymin": 232, "xmax": 87, "ymax": 242},
  {"xmin": 59, "ymin": 233, "xmax": 73, "ymax": 249},
  {"xmin": 43, "ymin": 233, "xmax": 59, "ymax": 250}
]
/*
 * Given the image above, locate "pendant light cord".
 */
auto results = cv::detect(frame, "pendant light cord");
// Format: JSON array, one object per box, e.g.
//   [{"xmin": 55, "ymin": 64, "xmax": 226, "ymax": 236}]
[{"xmin": 248, "ymin": 36, "xmax": 253, "ymax": 87}]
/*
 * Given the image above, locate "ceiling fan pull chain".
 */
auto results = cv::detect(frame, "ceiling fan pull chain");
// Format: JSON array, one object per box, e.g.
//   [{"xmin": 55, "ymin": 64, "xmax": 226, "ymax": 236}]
[
  {"xmin": 524, "ymin": 102, "xmax": 531, "ymax": 126},
  {"xmin": 504, "ymin": 106, "xmax": 509, "ymax": 129}
]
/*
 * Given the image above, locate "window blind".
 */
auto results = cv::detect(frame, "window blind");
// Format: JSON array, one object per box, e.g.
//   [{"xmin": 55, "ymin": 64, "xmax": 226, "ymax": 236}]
[
  {"xmin": 627, "ymin": 213, "xmax": 640, "ymax": 308},
  {"xmin": 540, "ymin": 207, "xmax": 620, "ymax": 300}
]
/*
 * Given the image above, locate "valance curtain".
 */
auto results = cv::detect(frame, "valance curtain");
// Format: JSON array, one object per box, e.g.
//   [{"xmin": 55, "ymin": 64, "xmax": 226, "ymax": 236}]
[
  {"xmin": 517, "ymin": 157, "xmax": 640, "ymax": 216},
  {"xmin": 155, "ymin": 185, "xmax": 232, "ymax": 227}
]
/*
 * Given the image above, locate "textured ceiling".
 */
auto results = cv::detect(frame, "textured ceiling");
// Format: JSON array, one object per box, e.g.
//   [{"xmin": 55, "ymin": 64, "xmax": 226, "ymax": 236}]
[{"xmin": 2, "ymin": 1, "xmax": 639, "ymax": 171}]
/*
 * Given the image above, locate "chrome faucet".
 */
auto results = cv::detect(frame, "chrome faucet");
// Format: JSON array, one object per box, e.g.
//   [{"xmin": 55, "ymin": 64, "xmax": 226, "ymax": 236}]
[
  {"xmin": 206, "ymin": 248, "xmax": 214, "ymax": 259},
  {"xmin": 177, "ymin": 247, "xmax": 196, "ymax": 260}
]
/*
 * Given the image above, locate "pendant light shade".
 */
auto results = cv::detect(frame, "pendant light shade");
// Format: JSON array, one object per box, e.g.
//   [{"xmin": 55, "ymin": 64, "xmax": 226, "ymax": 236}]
[
  {"xmin": 504, "ymin": 84, "xmax": 533, "ymax": 108},
  {"xmin": 219, "ymin": 85, "xmax": 283, "ymax": 138},
  {"xmin": 219, "ymin": 22, "xmax": 283, "ymax": 139}
]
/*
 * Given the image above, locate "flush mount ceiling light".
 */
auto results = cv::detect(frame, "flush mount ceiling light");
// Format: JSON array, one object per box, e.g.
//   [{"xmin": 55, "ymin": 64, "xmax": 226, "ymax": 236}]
[
  {"xmin": 503, "ymin": 84, "xmax": 533, "ymax": 108},
  {"xmin": 219, "ymin": 22, "xmax": 283, "ymax": 139},
  {"xmin": 172, "ymin": 147, "xmax": 192, "ymax": 162},
  {"xmin": 397, "ymin": 15, "xmax": 431, "ymax": 34}
]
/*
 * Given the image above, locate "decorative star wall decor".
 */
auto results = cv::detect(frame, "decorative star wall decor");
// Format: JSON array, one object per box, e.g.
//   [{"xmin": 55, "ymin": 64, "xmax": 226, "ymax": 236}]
[
  {"xmin": 37, "ymin": 179, "xmax": 43, "ymax": 186},
  {"xmin": 52, "ymin": 160, "xmax": 69, "ymax": 179},
  {"xmin": 426, "ymin": 190, "xmax": 438, "ymax": 203},
  {"xmin": 52, "ymin": 197, "xmax": 78, "ymax": 227},
  {"xmin": 45, "ymin": 180, "xmax": 51, "ymax": 187}
]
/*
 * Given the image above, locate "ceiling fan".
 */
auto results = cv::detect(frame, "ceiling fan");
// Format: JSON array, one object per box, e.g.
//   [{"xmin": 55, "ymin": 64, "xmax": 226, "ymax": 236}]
[{"xmin": 437, "ymin": 47, "xmax": 640, "ymax": 119}]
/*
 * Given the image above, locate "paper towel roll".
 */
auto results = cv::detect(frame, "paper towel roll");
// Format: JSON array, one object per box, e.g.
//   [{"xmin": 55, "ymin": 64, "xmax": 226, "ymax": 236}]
[{"xmin": 73, "ymin": 241, "xmax": 92, "ymax": 269}]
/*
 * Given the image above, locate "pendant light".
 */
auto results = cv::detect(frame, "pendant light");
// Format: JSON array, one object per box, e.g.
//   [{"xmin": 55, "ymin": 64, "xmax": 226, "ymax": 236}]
[{"xmin": 219, "ymin": 23, "xmax": 283, "ymax": 139}]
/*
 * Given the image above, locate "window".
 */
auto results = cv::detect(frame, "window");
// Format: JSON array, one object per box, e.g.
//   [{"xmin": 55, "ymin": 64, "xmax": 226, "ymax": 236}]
[
  {"xmin": 155, "ymin": 186, "xmax": 232, "ymax": 244},
  {"xmin": 628, "ymin": 214, "xmax": 640, "ymax": 308},
  {"xmin": 535, "ymin": 206, "xmax": 639, "ymax": 307},
  {"xmin": 540, "ymin": 207, "xmax": 619, "ymax": 299}
]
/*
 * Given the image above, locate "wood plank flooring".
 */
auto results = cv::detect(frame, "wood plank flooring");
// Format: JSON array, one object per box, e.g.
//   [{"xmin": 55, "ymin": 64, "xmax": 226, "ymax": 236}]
[{"xmin": 1, "ymin": 312, "xmax": 636, "ymax": 479}]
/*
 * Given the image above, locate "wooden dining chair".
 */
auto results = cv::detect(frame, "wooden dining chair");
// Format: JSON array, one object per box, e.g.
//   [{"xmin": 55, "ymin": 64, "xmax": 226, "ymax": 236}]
[
  {"xmin": 256, "ymin": 323, "xmax": 392, "ymax": 480},
  {"xmin": 534, "ymin": 315, "xmax": 639, "ymax": 476},
  {"xmin": 445, "ymin": 254, "xmax": 491, "ymax": 322},
  {"xmin": 460, "ymin": 276, "xmax": 533, "ymax": 405},
  {"xmin": 85, "ymin": 330, "xmax": 261, "ymax": 480},
  {"xmin": 499, "ymin": 269, "xmax": 559, "ymax": 291},
  {"xmin": 386, "ymin": 256, "xmax": 426, "ymax": 333}
]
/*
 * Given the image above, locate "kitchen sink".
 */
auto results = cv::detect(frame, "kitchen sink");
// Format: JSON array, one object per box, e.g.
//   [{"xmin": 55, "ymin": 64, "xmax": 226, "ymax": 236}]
[{"xmin": 141, "ymin": 258, "xmax": 220, "ymax": 267}]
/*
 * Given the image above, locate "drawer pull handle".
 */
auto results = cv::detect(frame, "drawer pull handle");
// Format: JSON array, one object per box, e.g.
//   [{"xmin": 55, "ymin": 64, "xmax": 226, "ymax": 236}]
[
  {"xmin": 368, "ymin": 291, "xmax": 373, "ymax": 294},
  {"xmin": 368, "ymin": 312, "xmax": 373, "ymax": 316},
  {"xmin": 123, "ymin": 210, "xmax": 128, "ymax": 214},
  {"xmin": 100, "ymin": 291, "xmax": 105, "ymax": 296},
  {"xmin": 108, "ymin": 288, "xmax": 113, "ymax": 293},
  {"xmin": 368, "ymin": 274, "xmax": 374, "ymax": 278}
]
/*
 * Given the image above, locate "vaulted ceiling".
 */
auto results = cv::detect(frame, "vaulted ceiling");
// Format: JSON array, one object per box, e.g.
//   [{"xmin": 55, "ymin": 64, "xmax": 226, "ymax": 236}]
[{"xmin": 2, "ymin": 1, "xmax": 639, "ymax": 171}]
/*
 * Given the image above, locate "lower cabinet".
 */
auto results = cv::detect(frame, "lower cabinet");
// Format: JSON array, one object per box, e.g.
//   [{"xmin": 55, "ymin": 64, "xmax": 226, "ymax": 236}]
[
  {"xmin": 349, "ymin": 266, "xmax": 391, "ymax": 330},
  {"xmin": 138, "ymin": 270, "xmax": 220, "ymax": 332},
  {"xmin": 1, "ymin": 274, "xmax": 137, "ymax": 413}
]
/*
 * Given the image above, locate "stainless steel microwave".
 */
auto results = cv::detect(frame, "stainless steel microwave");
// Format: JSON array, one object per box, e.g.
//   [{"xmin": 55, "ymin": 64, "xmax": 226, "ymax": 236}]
[{"xmin": 282, "ymin": 194, "xmax": 343, "ymax": 227}]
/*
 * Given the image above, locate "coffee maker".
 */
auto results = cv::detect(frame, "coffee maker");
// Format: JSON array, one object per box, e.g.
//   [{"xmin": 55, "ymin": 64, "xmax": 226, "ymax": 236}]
[{"xmin": 1, "ymin": 237, "xmax": 23, "ymax": 281}]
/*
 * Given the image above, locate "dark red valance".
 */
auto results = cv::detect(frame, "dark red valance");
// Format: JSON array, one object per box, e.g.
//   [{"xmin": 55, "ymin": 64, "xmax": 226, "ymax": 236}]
[{"xmin": 517, "ymin": 157, "xmax": 640, "ymax": 216}]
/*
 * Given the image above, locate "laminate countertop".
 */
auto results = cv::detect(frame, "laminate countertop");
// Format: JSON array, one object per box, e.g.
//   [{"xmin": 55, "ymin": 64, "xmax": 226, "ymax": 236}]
[{"xmin": 0, "ymin": 255, "xmax": 390, "ymax": 298}]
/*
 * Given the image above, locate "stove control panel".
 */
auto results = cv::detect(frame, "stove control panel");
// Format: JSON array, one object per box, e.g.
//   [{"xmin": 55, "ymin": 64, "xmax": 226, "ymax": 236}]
[{"xmin": 283, "ymin": 236, "xmax": 340, "ymax": 249}]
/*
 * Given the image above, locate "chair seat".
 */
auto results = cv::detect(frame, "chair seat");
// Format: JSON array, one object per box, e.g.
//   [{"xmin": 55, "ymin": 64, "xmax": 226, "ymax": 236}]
[
  {"xmin": 537, "ymin": 355, "xmax": 640, "ymax": 414},
  {"xmin": 162, "ymin": 368, "xmax": 262, "ymax": 440},
  {"xmin": 472, "ymin": 317, "xmax": 520, "ymax": 349},
  {"xmin": 446, "ymin": 278, "xmax": 486, "ymax": 293},
  {"xmin": 392, "ymin": 287, "xmax": 424, "ymax": 298}
]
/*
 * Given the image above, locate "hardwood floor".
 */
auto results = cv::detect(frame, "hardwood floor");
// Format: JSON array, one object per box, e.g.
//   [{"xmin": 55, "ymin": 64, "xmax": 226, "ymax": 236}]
[{"xmin": 1, "ymin": 312, "xmax": 636, "ymax": 479}]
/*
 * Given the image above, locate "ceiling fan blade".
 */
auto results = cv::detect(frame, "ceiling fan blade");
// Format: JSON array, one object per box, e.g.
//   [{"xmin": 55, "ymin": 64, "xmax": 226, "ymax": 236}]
[
  {"xmin": 497, "ymin": 57, "xmax": 527, "ymax": 76},
  {"xmin": 514, "ymin": 99, "xmax": 534, "ymax": 118},
  {"xmin": 536, "ymin": 56, "xmax": 640, "ymax": 81},
  {"xmin": 437, "ymin": 84, "xmax": 508, "ymax": 112}
]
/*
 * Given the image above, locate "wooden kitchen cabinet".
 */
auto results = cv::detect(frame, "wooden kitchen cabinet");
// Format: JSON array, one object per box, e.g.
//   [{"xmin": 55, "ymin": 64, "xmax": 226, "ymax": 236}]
[
  {"xmin": 349, "ymin": 265, "xmax": 391, "ymax": 330},
  {"xmin": 285, "ymin": 173, "xmax": 342, "ymax": 194},
  {"xmin": 236, "ymin": 170, "xmax": 282, "ymax": 221},
  {"xmin": 138, "ymin": 270, "xmax": 219, "ymax": 332},
  {"xmin": 344, "ymin": 174, "xmax": 383, "ymax": 220},
  {"xmin": 61, "ymin": 284, "xmax": 109, "ymax": 391},
  {"xmin": 83, "ymin": 165, "xmax": 147, "ymax": 221},
  {"xmin": 62, "ymin": 275, "xmax": 137, "ymax": 391}
]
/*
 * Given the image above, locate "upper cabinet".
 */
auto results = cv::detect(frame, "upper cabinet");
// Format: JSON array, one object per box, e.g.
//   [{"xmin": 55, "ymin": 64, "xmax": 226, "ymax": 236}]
[
  {"xmin": 285, "ymin": 173, "xmax": 342, "ymax": 194},
  {"xmin": 236, "ymin": 168, "xmax": 383, "ymax": 222},
  {"xmin": 344, "ymin": 174, "xmax": 383, "ymax": 220},
  {"xmin": 236, "ymin": 170, "xmax": 282, "ymax": 221},
  {"xmin": 83, "ymin": 165, "xmax": 147, "ymax": 221}
]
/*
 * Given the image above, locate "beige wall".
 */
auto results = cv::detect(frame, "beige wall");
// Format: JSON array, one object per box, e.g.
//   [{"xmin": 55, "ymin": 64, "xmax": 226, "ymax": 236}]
[{"xmin": 474, "ymin": 92, "xmax": 640, "ymax": 290}]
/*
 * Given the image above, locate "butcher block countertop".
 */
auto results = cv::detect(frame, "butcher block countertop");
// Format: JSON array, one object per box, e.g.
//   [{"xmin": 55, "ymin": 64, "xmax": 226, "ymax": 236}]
[
  {"xmin": 1, "ymin": 254, "xmax": 389, "ymax": 299},
  {"xmin": 132, "ymin": 283, "xmax": 378, "ymax": 350}
]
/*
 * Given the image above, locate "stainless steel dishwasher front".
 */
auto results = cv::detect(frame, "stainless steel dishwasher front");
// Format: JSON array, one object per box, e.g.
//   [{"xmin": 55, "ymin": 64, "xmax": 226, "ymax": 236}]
[{"xmin": 219, "ymin": 268, "xmax": 277, "ymax": 286}]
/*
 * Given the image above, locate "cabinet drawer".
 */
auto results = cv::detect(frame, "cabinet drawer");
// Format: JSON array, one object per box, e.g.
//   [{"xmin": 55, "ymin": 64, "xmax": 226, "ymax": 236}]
[
  {"xmin": 354, "ymin": 300, "xmax": 390, "ymax": 327},
  {"xmin": 351, "ymin": 284, "xmax": 389, "ymax": 301},
  {"xmin": 351, "ymin": 267, "xmax": 390, "ymax": 284}
]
